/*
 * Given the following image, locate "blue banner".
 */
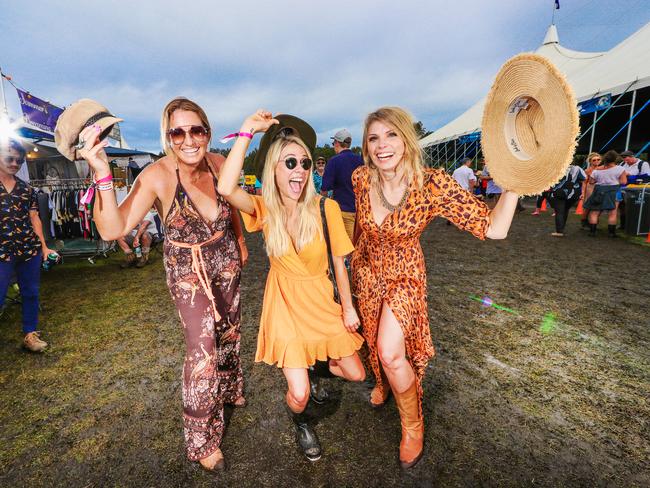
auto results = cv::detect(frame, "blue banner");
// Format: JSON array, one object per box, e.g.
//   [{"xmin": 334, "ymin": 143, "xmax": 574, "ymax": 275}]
[
  {"xmin": 16, "ymin": 88, "xmax": 63, "ymax": 133},
  {"xmin": 458, "ymin": 131, "xmax": 481, "ymax": 144},
  {"xmin": 578, "ymin": 94, "xmax": 611, "ymax": 115}
]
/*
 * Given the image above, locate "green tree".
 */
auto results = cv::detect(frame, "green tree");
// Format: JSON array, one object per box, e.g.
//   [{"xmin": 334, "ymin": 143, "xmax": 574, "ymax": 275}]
[
  {"xmin": 209, "ymin": 147, "xmax": 231, "ymax": 158},
  {"xmin": 413, "ymin": 121, "xmax": 432, "ymax": 139},
  {"xmin": 243, "ymin": 148, "xmax": 258, "ymax": 175}
]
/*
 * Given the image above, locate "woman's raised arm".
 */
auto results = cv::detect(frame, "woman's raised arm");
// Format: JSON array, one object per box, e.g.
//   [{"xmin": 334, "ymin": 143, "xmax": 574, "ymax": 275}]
[
  {"xmin": 218, "ymin": 110, "xmax": 278, "ymax": 214},
  {"xmin": 78, "ymin": 125, "xmax": 157, "ymax": 240}
]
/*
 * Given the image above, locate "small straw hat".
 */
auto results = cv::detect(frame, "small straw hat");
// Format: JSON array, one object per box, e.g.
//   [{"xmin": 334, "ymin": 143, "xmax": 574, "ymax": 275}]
[
  {"xmin": 480, "ymin": 53, "xmax": 579, "ymax": 195},
  {"xmin": 55, "ymin": 99, "xmax": 123, "ymax": 161}
]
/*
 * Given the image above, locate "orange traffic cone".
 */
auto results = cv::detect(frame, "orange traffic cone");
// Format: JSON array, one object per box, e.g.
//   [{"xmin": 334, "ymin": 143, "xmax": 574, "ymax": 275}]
[
  {"xmin": 646, "ymin": 232, "xmax": 650, "ymax": 243},
  {"xmin": 540, "ymin": 199, "xmax": 548, "ymax": 212},
  {"xmin": 575, "ymin": 198, "xmax": 584, "ymax": 215}
]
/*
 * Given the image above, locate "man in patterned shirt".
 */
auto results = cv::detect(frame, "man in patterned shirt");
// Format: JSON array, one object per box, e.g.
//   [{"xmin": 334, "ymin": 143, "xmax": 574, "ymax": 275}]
[{"xmin": 0, "ymin": 139, "xmax": 55, "ymax": 352}]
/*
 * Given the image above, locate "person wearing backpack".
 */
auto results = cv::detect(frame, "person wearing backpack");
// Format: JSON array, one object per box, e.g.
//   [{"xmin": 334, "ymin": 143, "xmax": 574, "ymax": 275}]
[{"xmin": 549, "ymin": 162, "xmax": 586, "ymax": 236}]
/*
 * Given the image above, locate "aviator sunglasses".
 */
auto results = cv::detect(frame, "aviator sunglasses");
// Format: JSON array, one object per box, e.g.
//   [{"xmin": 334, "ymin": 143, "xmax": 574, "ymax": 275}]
[
  {"xmin": 281, "ymin": 157, "xmax": 312, "ymax": 171},
  {"xmin": 167, "ymin": 125, "xmax": 210, "ymax": 145}
]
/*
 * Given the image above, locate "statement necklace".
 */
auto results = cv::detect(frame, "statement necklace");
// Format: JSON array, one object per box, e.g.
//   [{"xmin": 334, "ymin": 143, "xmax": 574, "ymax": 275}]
[{"xmin": 376, "ymin": 181, "xmax": 410, "ymax": 212}]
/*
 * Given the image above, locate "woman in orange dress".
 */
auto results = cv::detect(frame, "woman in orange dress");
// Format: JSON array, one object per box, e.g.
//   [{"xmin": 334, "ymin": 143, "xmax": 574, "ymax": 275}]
[
  {"xmin": 351, "ymin": 107, "xmax": 518, "ymax": 468},
  {"xmin": 218, "ymin": 110, "xmax": 365, "ymax": 462}
]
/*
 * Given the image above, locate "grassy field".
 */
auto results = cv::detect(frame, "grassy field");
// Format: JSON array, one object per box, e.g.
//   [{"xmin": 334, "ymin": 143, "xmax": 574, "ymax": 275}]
[{"xmin": 0, "ymin": 209, "xmax": 648, "ymax": 487}]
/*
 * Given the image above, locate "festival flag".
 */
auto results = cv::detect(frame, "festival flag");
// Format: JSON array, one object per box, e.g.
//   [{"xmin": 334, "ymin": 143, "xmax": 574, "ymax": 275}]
[
  {"xmin": 15, "ymin": 88, "xmax": 63, "ymax": 133},
  {"xmin": 555, "ymin": 0, "xmax": 560, "ymax": 9}
]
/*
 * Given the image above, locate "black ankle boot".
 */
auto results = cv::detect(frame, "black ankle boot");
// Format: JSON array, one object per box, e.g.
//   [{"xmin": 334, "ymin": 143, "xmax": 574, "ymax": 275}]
[
  {"xmin": 608, "ymin": 225, "xmax": 618, "ymax": 237},
  {"xmin": 288, "ymin": 403, "xmax": 322, "ymax": 461},
  {"xmin": 588, "ymin": 224, "xmax": 597, "ymax": 236},
  {"xmin": 308, "ymin": 366, "xmax": 329, "ymax": 405},
  {"xmin": 581, "ymin": 219, "xmax": 588, "ymax": 229}
]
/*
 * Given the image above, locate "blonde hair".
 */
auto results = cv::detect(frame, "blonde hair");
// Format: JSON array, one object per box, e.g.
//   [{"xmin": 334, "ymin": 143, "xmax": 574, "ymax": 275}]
[
  {"xmin": 261, "ymin": 135, "xmax": 321, "ymax": 257},
  {"xmin": 587, "ymin": 152, "xmax": 602, "ymax": 165},
  {"xmin": 362, "ymin": 106, "xmax": 425, "ymax": 190},
  {"xmin": 160, "ymin": 97, "xmax": 211, "ymax": 157}
]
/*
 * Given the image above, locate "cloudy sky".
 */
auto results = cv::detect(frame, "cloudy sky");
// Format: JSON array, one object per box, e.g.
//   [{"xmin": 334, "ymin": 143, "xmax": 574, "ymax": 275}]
[{"xmin": 1, "ymin": 0, "xmax": 648, "ymax": 153}]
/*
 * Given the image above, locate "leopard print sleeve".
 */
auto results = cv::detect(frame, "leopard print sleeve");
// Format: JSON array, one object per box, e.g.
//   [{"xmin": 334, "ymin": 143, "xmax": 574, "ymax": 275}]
[{"xmin": 425, "ymin": 169, "xmax": 490, "ymax": 240}]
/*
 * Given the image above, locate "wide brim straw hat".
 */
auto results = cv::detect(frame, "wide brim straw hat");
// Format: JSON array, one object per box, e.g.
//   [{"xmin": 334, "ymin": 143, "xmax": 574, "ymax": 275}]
[
  {"xmin": 254, "ymin": 114, "xmax": 316, "ymax": 182},
  {"xmin": 481, "ymin": 53, "xmax": 579, "ymax": 195},
  {"xmin": 55, "ymin": 98, "xmax": 123, "ymax": 161}
]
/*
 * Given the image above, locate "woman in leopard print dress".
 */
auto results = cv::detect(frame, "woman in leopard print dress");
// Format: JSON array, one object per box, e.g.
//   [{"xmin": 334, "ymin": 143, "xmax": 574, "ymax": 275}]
[{"xmin": 351, "ymin": 107, "xmax": 518, "ymax": 468}]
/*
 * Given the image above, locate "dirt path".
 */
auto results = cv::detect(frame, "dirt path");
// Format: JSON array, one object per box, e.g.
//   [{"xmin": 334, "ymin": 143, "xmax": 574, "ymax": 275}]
[{"xmin": 1, "ymin": 209, "xmax": 648, "ymax": 487}]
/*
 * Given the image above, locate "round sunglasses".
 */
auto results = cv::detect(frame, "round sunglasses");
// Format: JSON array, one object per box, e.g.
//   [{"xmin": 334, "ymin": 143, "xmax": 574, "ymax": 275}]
[
  {"xmin": 281, "ymin": 157, "xmax": 312, "ymax": 171},
  {"xmin": 167, "ymin": 125, "xmax": 210, "ymax": 145}
]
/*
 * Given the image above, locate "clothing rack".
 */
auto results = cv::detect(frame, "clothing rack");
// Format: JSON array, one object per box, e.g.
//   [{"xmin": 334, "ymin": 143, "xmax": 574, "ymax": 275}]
[
  {"xmin": 31, "ymin": 178, "xmax": 126, "ymax": 264},
  {"xmin": 30, "ymin": 178, "xmax": 127, "ymax": 190}
]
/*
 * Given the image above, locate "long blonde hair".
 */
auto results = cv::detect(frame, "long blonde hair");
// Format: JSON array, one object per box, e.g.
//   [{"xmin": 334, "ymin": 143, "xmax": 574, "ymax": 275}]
[
  {"xmin": 362, "ymin": 106, "xmax": 425, "ymax": 190},
  {"xmin": 160, "ymin": 97, "xmax": 211, "ymax": 157},
  {"xmin": 261, "ymin": 135, "xmax": 321, "ymax": 257}
]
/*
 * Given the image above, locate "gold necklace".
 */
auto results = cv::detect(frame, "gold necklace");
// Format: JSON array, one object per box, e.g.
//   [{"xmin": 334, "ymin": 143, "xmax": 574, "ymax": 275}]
[{"xmin": 376, "ymin": 181, "xmax": 409, "ymax": 212}]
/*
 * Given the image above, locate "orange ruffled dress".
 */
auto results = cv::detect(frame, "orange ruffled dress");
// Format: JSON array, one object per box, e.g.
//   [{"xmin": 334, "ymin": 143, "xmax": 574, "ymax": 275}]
[{"xmin": 241, "ymin": 195, "xmax": 364, "ymax": 369}]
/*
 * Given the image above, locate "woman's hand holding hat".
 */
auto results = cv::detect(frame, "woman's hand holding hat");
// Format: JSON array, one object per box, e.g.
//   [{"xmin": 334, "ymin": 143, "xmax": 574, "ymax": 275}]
[
  {"xmin": 239, "ymin": 109, "xmax": 279, "ymax": 136},
  {"xmin": 77, "ymin": 125, "xmax": 111, "ymax": 179}
]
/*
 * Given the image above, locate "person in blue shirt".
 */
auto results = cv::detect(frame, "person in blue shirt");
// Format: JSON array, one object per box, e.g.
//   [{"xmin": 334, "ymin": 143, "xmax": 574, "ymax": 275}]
[{"xmin": 321, "ymin": 129, "xmax": 363, "ymax": 239}]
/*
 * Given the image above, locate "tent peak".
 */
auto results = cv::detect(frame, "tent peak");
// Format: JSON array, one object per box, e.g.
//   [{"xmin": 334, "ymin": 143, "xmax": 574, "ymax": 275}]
[{"xmin": 543, "ymin": 24, "xmax": 559, "ymax": 45}]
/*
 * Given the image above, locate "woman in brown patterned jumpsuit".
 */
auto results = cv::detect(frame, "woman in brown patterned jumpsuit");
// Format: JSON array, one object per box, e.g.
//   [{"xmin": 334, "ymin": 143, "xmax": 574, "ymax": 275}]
[
  {"xmin": 79, "ymin": 97, "xmax": 247, "ymax": 471},
  {"xmin": 351, "ymin": 107, "xmax": 518, "ymax": 468}
]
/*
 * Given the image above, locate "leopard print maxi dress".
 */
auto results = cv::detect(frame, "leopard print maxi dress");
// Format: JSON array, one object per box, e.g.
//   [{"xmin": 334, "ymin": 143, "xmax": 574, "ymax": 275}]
[{"xmin": 351, "ymin": 166, "xmax": 490, "ymax": 413}]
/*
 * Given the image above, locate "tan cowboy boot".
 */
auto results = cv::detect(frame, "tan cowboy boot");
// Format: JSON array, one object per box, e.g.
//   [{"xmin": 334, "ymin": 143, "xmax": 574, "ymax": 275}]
[{"xmin": 393, "ymin": 381, "xmax": 424, "ymax": 469}]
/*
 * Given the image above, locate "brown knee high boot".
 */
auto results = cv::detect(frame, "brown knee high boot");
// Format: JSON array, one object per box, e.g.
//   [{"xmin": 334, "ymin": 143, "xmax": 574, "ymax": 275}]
[{"xmin": 393, "ymin": 381, "xmax": 424, "ymax": 469}]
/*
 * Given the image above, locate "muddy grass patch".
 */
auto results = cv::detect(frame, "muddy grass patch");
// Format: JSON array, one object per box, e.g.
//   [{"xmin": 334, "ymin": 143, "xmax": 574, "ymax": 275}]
[{"xmin": 1, "ymin": 212, "xmax": 649, "ymax": 487}]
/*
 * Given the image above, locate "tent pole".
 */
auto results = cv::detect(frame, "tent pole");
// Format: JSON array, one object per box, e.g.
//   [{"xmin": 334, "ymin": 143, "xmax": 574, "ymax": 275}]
[
  {"xmin": 443, "ymin": 142, "xmax": 449, "ymax": 170},
  {"xmin": 588, "ymin": 111, "xmax": 596, "ymax": 154},
  {"xmin": 625, "ymin": 90, "xmax": 637, "ymax": 151},
  {"xmin": 451, "ymin": 139, "xmax": 457, "ymax": 172}
]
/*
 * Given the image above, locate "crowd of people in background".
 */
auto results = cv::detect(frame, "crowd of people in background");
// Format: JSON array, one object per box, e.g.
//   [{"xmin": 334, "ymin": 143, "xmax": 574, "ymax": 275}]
[{"xmin": 434, "ymin": 149, "xmax": 647, "ymax": 238}]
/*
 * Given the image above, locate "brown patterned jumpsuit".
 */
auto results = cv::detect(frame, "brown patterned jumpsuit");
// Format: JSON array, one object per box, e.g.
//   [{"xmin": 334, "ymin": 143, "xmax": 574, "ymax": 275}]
[
  {"xmin": 351, "ymin": 166, "xmax": 490, "ymax": 413},
  {"xmin": 163, "ymin": 166, "xmax": 244, "ymax": 461}
]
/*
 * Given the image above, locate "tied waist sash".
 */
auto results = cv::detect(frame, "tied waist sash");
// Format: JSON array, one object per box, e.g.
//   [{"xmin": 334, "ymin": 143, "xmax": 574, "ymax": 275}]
[{"xmin": 167, "ymin": 230, "xmax": 225, "ymax": 322}]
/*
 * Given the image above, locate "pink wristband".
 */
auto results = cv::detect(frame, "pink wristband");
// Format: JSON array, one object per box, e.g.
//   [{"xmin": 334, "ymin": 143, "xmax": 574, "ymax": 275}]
[
  {"xmin": 219, "ymin": 132, "xmax": 254, "ymax": 143},
  {"xmin": 94, "ymin": 174, "xmax": 113, "ymax": 184},
  {"xmin": 80, "ymin": 173, "xmax": 114, "ymax": 205}
]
